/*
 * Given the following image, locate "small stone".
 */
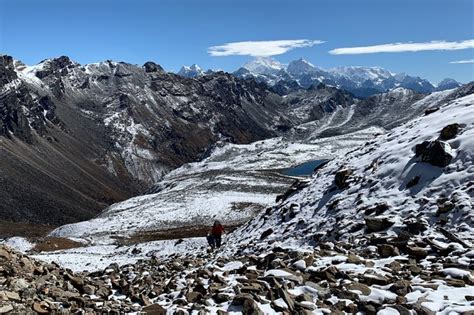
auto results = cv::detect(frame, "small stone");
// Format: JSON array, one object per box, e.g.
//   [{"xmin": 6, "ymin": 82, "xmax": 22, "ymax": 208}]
[
  {"xmin": 389, "ymin": 280, "xmax": 412, "ymax": 296},
  {"xmin": 347, "ymin": 282, "xmax": 371, "ymax": 296},
  {"xmin": 141, "ymin": 304, "xmax": 166, "ymax": 314},
  {"xmin": 424, "ymin": 107, "xmax": 439, "ymax": 115},
  {"xmin": 0, "ymin": 248, "xmax": 11, "ymax": 261},
  {"xmin": 378, "ymin": 244, "xmax": 400, "ymax": 257},
  {"xmin": 407, "ymin": 246, "xmax": 428, "ymax": 260},
  {"xmin": 396, "ymin": 296, "xmax": 408, "ymax": 304},
  {"xmin": 362, "ymin": 274, "xmax": 390, "ymax": 286},
  {"xmin": 3, "ymin": 291, "xmax": 20, "ymax": 302},
  {"xmin": 346, "ymin": 253, "xmax": 362, "ymax": 264},
  {"xmin": 32, "ymin": 301, "xmax": 50, "ymax": 314},
  {"xmin": 83, "ymin": 284, "xmax": 96, "ymax": 296},
  {"xmin": 445, "ymin": 279, "xmax": 465, "ymax": 287},
  {"xmin": 387, "ymin": 261, "xmax": 402, "ymax": 272},
  {"xmin": 260, "ymin": 228, "xmax": 273, "ymax": 240},
  {"xmin": 186, "ymin": 291, "xmax": 203, "ymax": 303},
  {"xmin": 406, "ymin": 175, "xmax": 420, "ymax": 188}
]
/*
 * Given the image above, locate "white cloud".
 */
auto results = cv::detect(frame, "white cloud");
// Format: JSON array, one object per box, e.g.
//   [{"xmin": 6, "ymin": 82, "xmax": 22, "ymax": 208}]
[
  {"xmin": 450, "ymin": 59, "xmax": 474, "ymax": 64},
  {"xmin": 329, "ymin": 40, "xmax": 474, "ymax": 55},
  {"xmin": 208, "ymin": 39, "xmax": 324, "ymax": 57}
]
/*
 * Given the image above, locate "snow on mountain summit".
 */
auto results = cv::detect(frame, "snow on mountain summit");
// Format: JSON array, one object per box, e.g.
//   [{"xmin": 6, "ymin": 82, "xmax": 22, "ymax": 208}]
[
  {"xmin": 177, "ymin": 63, "xmax": 204, "ymax": 78},
  {"xmin": 233, "ymin": 57, "xmax": 455, "ymax": 97},
  {"xmin": 329, "ymin": 65, "xmax": 393, "ymax": 83},
  {"xmin": 287, "ymin": 57, "xmax": 320, "ymax": 76},
  {"xmin": 243, "ymin": 56, "xmax": 284, "ymax": 75}
]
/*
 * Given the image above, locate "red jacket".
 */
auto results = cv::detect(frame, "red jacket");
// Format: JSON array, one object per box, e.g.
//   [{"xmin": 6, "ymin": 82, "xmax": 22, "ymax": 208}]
[{"xmin": 211, "ymin": 224, "xmax": 225, "ymax": 236}]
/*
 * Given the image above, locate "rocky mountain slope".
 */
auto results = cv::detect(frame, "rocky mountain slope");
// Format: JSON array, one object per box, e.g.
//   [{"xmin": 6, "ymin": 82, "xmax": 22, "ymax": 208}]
[
  {"xmin": 0, "ymin": 55, "xmax": 299, "ymax": 226},
  {"xmin": 1, "ymin": 82, "xmax": 472, "ymax": 315}
]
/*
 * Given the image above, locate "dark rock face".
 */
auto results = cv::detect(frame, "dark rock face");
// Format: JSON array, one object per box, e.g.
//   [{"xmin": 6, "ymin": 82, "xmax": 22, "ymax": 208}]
[
  {"xmin": 0, "ymin": 55, "xmax": 18, "ymax": 85},
  {"xmin": 415, "ymin": 140, "xmax": 453, "ymax": 167}
]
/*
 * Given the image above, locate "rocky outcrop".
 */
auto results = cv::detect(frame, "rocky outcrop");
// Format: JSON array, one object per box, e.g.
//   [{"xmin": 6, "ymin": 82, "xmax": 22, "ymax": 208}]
[
  {"xmin": 439, "ymin": 123, "xmax": 461, "ymax": 140},
  {"xmin": 334, "ymin": 168, "xmax": 353, "ymax": 189},
  {"xmin": 415, "ymin": 140, "xmax": 454, "ymax": 167}
]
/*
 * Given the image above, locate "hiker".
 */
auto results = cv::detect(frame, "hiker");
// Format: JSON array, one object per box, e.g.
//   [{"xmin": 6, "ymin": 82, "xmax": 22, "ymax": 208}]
[{"xmin": 207, "ymin": 220, "xmax": 225, "ymax": 249}]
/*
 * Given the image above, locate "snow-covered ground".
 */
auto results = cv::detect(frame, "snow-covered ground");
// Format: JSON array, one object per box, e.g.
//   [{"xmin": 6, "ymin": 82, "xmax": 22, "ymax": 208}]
[
  {"xmin": 48, "ymin": 127, "xmax": 382, "ymax": 245},
  {"xmin": 20, "ymin": 88, "xmax": 471, "ymax": 274},
  {"xmin": 230, "ymin": 92, "xmax": 474, "ymax": 250}
]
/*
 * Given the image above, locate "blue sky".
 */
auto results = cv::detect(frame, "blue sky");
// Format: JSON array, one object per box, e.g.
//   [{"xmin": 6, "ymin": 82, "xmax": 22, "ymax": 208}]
[{"xmin": 0, "ymin": 0, "xmax": 473, "ymax": 83}]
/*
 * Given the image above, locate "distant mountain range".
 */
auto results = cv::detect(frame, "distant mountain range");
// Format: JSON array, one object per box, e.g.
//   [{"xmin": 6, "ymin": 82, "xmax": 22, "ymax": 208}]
[{"xmin": 178, "ymin": 57, "xmax": 462, "ymax": 97}]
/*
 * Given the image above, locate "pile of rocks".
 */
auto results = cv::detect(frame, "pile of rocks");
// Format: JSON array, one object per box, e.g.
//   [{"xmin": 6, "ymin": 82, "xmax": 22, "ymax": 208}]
[{"xmin": 1, "ymin": 227, "xmax": 473, "ymax": 314}]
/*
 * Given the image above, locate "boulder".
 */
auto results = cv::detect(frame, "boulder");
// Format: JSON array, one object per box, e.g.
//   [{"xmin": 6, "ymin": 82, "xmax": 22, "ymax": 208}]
[
  {"xmin": 414, "ymin": 140, "xmax": 453, "ymax": 167},
  {"xmin": 143, "ymin": 62, "xmax": 164, "ymax": 73},
  {"xmin": 439, "ymin": 123, "xmax": 461, "ymax": 140},
  {"xmin": 335, "ymin": 169, "xmax": 353, "ymax": 189},
  {"xmin": 424, "ymin": 107, "xmax": 439, "ymax": 115}
]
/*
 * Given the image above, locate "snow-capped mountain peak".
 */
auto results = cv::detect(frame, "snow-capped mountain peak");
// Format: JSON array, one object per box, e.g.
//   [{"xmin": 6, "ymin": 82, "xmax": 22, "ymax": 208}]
[
  {"xmin": 232, "ymin": 57, "xmax": 457, "ymax": 97},
  {"xmin": 287, "ymin": 57, "xmax": 319, "ymax": 76},
  {"xmin": 437, "ymin": 78, "xmax": 462, "ymax": 91},
  {"xmin": 330, "ymin": 66, "xmax": 393, "ymax": 82},
  {"xmin": 243, "ymin": 56, "xmax": 284, "ymax": 75},
  {"xmin": 177, "ymin": 63, "xmax": 204, "ymax": 78}
]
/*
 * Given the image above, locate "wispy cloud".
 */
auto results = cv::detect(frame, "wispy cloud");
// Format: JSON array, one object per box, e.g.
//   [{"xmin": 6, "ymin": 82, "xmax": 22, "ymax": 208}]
[
  {"xmin": 449, "ymin": 59, "xmax": 474, "ymax": 64},
  {"xmin": 208, "ymin": 39, "xmax": 324, "ymax": 57},
  {"xmin": 329, "ymin": 40, "xmax": 474, "ymax": 55}
]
